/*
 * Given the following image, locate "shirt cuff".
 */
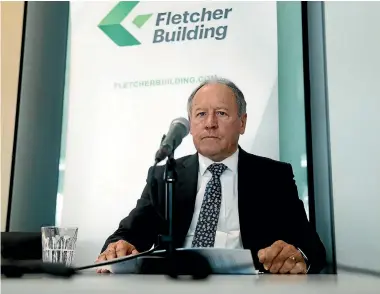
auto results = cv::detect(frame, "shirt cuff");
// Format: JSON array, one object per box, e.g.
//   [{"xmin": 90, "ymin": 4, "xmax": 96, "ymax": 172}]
[{"xmin": 297, "ymin": 247, "xmax": 311, "ymax": 273}]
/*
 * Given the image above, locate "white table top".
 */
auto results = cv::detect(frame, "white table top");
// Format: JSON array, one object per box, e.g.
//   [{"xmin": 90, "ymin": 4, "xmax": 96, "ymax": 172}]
[{"xmin": 2, "ymin": 272, "xmax": 380, "ymax": 294}]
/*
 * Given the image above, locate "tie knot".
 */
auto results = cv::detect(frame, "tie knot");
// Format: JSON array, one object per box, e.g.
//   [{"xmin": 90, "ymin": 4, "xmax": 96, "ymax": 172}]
[{"xmin": 207, "ymin": 163, "xmax": 227, "ymax": 178}]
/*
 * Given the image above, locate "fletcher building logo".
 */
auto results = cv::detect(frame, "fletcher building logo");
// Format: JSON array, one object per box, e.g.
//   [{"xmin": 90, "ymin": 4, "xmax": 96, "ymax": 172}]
[
  {"xmin": 99, "ymin": 1, "xmax": 232, "ymax": 47},
  {"xmin": 98, "ymin": 1, "xmax": 152, "ymax": 46}
]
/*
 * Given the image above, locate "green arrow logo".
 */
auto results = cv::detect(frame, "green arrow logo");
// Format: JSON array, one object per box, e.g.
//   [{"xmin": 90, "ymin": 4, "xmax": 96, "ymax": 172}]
[{"xmin": 98, "ymin": 1, "xmax": 152, "ymax": 46}]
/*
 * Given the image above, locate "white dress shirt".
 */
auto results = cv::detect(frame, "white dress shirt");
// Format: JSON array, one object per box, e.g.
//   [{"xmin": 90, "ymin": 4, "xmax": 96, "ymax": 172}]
[{"xmin": 183, "ymin": 148, "xmax": 243, "ymax": 249}]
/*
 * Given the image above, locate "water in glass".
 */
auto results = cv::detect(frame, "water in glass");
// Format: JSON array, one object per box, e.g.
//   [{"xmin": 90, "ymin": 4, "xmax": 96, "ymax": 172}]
[{"xmin": 41, "ymin": 227, "xmax": 78, "ymax": 266}]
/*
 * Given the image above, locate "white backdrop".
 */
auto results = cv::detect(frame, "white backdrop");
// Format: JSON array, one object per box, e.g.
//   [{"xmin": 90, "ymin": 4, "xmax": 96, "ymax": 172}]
[{"xmin": 60, "ymin": 1, "xmax": 279, "ymax": 266}]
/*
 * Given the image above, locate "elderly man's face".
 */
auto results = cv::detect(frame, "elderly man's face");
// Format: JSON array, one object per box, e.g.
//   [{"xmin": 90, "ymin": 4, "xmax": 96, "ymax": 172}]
[{"xmin": 190, "ymin": 83, "xmax": 247, "ymax": 162}]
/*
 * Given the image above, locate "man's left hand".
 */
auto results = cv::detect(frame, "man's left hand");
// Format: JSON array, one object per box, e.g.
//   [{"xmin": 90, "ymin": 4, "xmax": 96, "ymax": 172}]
[{"xmin": 257, "ymin": 240, "xmax": 307, "ymax": 274}]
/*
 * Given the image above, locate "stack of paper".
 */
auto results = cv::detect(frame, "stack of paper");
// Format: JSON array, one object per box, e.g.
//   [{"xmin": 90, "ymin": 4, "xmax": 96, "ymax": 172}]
[{"xmin": 102, "ymin": 248, "xmax": 259, "ymax": 275}]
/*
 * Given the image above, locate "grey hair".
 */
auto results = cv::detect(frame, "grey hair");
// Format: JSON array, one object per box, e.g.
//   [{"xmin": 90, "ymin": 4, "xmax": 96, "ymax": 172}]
[{"xmin": 187, "ymin": 77, "xmax": 247, "ymax": 117}]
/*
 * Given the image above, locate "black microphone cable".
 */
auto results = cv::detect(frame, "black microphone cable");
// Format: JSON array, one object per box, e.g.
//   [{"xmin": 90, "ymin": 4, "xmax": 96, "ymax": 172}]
[{"xmin": 74, "ymin": 244, "xmax": 160, "ymax": 271}]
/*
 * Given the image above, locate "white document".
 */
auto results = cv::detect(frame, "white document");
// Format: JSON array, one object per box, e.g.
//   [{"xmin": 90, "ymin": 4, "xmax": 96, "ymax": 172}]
[{"xmin": 103, "ymin": 248, "xmax": 259, "ymax": 275}]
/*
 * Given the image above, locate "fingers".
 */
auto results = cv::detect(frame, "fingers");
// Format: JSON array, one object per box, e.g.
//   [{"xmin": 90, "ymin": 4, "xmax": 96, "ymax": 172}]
[
  {"xmin": 105, "ymin": 243, "xmax": 117, "ymax": 260},
  {"xmin": 95, "ymin": 253, "xmax": 111, "ymax": 273},
  {"xmin": 115, "ymin": 240, "xmax": 130, "ymax": 257},
  {"xmin": 270, "ymin": 245, "xmax": 300, "ymax": 273},
  {"xmin": 95, "ymin": 253, "xmax": 107, "ymax": 273},
  {"xmin": 96, "ymin": 253, "xmax": 107, "ymax": 263},
  {"xmin": 100, "ymin": 268, "xmax": 110, "ymax": 274},
  {"xmin": 115, "ymin": 239, "xmax": 139, "ymax": 257},
  {"xmin": 258, "ymin": 249, "xmax": 266, "ymax": 263},
  {"xmin": 257, "ymin": 240, "xmax": 307, "ymax": 274},
  {"xmin": 279, "ymin": 250, "xmax": 305, "ymax": 274},
  {"xmin": 290, "ymin": 262, "xmax": 307, "ymax": 274},
  {"xmin": 95, "ymin": 240, "xmax": 138, "ymax": 274},
  {"xmin": 279, "ymin": 256, "xmax": 297, "ymax": 274},
  {"xmin": 262, "ymin": 240, "xmax": 287, "ymax": 270}
]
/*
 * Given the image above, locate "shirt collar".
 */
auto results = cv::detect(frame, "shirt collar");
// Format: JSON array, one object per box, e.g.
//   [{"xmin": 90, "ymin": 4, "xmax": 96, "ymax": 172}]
[{"xmin": 198, "ymin": 148, "xmax": 239, "ymax": 176}]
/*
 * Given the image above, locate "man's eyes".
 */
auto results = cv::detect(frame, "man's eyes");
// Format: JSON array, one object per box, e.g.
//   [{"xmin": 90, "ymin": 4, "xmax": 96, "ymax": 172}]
[{"xmin": 196, "ymin": 111, "xmax": 227, "ymax": 117}]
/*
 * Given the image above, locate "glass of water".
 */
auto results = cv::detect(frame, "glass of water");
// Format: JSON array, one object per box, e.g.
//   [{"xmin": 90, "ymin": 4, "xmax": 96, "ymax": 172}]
[{"xmin": 41, "ymin": 226, "xmax": 78, "ymax": 267}]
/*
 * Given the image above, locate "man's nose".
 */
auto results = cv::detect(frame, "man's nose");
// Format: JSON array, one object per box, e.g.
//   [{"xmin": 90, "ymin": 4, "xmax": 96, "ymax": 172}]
[{"xmin": 205, "ymin": 113, "xmax": 218, "ymax": 129}]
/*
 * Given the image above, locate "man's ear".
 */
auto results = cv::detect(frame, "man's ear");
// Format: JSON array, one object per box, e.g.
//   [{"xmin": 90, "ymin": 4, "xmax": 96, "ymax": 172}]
[
  {"xmin": 189, "ymin": 117, "xmax": 193, "ymax": 135},
  {"xmin": 240, "ymin": 113, "xmax": 247, "ymax": 135}
]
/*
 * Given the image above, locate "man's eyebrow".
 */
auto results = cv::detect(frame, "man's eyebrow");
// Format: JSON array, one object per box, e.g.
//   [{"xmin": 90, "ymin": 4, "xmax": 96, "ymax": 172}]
[
  {"xmin": 193, "ymin": 107, "xmax": 204, "ymax": 112},
  {"xmin": 193, "ymin": 106, "xmax": 230, "ymax": 112}
]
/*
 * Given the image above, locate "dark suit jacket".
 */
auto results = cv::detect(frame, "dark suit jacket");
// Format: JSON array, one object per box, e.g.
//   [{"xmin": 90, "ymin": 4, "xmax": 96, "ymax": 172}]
[{"xmin": 102, "ymin": 148, "xmax": 326, "ymax": 273}]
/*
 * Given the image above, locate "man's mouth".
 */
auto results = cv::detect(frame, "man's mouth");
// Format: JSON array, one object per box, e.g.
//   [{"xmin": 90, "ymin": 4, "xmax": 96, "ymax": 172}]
[{"xmin": 202, "ymin": 136, "xmax": 219, "ymax": 139}]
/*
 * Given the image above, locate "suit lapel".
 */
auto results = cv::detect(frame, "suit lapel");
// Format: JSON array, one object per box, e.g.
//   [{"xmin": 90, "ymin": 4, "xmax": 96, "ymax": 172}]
[
  {"xmin": 237, "ymin": 148, "xmax": 272, "ymax": 254},
  {"xmin": 172, "ymin": 153, "xmax": 199, "ymax": 247},
  {"xmin": 237, "ymin": 148, "xmax": 259, "ymax": 249}
]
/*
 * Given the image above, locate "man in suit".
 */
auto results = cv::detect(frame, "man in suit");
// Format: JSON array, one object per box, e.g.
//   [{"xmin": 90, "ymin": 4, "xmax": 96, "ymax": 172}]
[{"xmin": 96, "ymin": 78, "xmax": 326, "ymax": 274}]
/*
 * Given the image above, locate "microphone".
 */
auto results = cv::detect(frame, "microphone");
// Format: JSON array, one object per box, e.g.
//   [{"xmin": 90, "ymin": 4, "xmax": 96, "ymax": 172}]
[{"xmin": 155, "ymin": 117, "xmax": 190, "ymax": 163}]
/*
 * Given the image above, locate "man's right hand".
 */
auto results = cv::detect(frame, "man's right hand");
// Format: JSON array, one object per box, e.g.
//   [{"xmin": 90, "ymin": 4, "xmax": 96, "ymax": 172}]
[{"xmin": 95, "ymin": 240, "xmax": 139, "ymax": 273}]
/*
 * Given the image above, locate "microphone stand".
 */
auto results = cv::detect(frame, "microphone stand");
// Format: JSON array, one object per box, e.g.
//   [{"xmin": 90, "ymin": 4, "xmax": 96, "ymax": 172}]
[
  {"xmin": 138, "ymin": 151, "xmax": 212, "ymax": 279},
  {"xmin": 163, "ymin": 153, "xmax": 176, "ymax": 255}
]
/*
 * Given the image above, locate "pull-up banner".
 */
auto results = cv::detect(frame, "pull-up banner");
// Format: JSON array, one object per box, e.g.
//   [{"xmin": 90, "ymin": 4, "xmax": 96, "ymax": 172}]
[{"xmin": 60, "ymin": 1, "xmax": 279, "ymax": 266}]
